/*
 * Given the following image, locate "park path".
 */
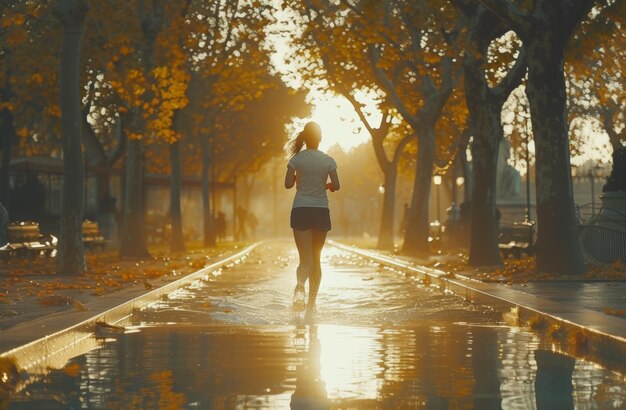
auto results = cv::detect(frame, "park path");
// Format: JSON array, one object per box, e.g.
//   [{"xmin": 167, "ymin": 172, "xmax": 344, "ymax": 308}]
[
  {"xmin": 134, "ymin": 241, "xmax": 500, "ymax": 328},
  {"xmin": 7, "ymin": 241, "xmax": 626, "ymax": 409}
]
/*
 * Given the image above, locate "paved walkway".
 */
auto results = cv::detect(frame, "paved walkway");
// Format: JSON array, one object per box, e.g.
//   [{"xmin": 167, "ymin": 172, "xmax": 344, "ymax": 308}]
[
  {"xmin": 2, "ymin": 239, "xmax": 625, "ymax": 374},
  {"xmin": 5, "ymin": 241, "xmax": 625, "ymax": 409},
  {"xmin": 511, "ymin": 281, "xmax": 626, "ymax": 315}
]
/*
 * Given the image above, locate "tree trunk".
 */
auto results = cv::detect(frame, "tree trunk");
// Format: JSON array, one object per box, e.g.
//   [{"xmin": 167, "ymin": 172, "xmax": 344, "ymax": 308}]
[
  {"xmin": 526, "ymin": 39, "xmax": 585, "ymax": 275},
  {"xmin": 95, "ymin": 173, "xmax": 112, "ymax": 211},
  {"xmin": 378, "ymin": 167, "xmax": 396, "ymax": 250},
  {"xmin": 467, "ymin": 103, "xmax": 502, "ymax": 266},
  {"xmin": 455, "ymin": 3, "xmax": 528, "ymax": 266},
  {"xmin": 55, "ymin": 0, "xmax": 88, "ymax": 275},
  {"xmin": 461, "ymin": 147, "xmax": 472, "ymax": 203},
  {"xmin": 118, "ymin": 1, "xmax": 163, "ymax": 258},
  {"xmin": 465, "ymin": 50, "xmax": 503, "ymax": 267},
  {"xmin": 0, "ymin": 201, "xmax": 8, "ymax": 245},
  {"xmin": 0, "ymin": 107, "xmax": 14, "ymax": 207},
  {"xmin": 403, "ymin": 126, "xmax": 435, "ymax": 256},
  {"xmin": 169, "ymin": 140, "xmax": 185, "ymax": 252},
  {"xmin": 82, "ymin": 102, "xmax": 125, "ymax": 241},
  {"xmin": 200, "ymin": 134, "xmax": 216, "ymax": 246},
  {"xmin": 119, "ymin": 138, "xmax": 149, "ymax": 258}
]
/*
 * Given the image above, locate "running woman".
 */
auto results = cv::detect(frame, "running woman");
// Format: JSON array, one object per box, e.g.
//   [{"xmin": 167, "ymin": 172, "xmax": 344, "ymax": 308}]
[{"xmin": 284, "ymin": 121, "xmax": 340, "ymax": 317}]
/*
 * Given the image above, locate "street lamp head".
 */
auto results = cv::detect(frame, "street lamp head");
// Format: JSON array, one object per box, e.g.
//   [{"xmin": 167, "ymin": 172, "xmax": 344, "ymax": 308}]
[
  {"xmin": 455, "ymin": 176, "xmax": 464, "ymax": 186},
  {"xmin": 433, "ymin": 175, "xmax": 442, "ymax": 185},
  {"xmin": 378, "ymin": 184, "xmax": 385, "ymax": 194},
  {"xmin": 592, "ymin": 164, "xmax": 605, "ymax": 178}
]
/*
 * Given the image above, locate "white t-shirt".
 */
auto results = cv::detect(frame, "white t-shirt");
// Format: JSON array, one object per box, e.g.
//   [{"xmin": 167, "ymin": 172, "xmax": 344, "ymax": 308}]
[{"xmin": 288, "ymin": 149, "xmax": 337, "ymax": 209}]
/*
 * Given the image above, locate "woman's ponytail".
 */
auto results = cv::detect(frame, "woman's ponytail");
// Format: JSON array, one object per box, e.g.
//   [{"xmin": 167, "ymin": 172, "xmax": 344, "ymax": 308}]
[
  {"xmin": 285, "ymin": 131, "xmax": 305, "ymax": 158},
  {"xmin": 285, "ymin": 121, "xmax": 321, "ymax": 158}
]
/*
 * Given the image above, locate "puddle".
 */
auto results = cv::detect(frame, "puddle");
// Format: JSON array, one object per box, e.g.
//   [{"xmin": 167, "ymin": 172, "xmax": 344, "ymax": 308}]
[
  {"xmin": 7, "ymin": 324, "xmax": 626, "ymax": 409},
  {"xmin": 4, "ymin": 242, "xmax": 625, "ymax": 408}
]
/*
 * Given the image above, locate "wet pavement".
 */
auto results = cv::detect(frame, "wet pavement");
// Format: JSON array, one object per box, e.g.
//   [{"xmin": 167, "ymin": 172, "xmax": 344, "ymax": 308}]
[
  {"xmin": 5, "ymin": 242, "xmax": 626, "ymax": 409},
  {"xmin": 511, "ymin": 281, "xmax": 626, "ymax": 315}
]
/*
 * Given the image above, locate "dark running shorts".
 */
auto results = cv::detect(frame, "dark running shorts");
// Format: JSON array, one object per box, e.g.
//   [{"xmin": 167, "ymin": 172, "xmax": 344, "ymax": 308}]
[{"xmin": 290, "ymin": 207, "xmax": 331, "ymax": 231}]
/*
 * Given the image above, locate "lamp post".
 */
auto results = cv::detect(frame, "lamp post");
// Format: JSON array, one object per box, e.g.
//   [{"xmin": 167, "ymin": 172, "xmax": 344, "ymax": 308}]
[
  {"xmin": 572, "ymin": 163, "xmax": 605, "ymax": 217},
  {"xmin": 522, "ymin": 102, "xmax": 532, "ymax": 223},
  {"xmin": 433, "ymin": 175, "xmax": 442, "ymax": 223},
  {"xmin": 378, "ymin": 183, "xmax": 385, "ymax": 221},
  {"xmin": 452, "ymin": 176, "xmax": 464, "ymax": 222},
  {"xmin": 590, "ymin": 164, "xmax": 605, "ymax": 216}
]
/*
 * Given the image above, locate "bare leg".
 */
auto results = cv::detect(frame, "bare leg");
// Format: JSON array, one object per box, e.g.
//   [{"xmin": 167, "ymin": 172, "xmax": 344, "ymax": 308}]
[
  {"xmin": 293, "ymin": 229, "xmax": 313, "ymax": 284},
  {"xmin": 292, "ymin": 229, "xmax": 313, "ymax": 312},
  {"xmin": 307, "ymin": 229, "xmax": 327, "ymax": 310}
]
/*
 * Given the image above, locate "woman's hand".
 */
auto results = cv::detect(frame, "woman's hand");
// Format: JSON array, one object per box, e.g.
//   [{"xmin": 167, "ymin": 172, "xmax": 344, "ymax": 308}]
[{"xmin": 326, "ymin": 182, "xmax": 335, "ymax": 192}]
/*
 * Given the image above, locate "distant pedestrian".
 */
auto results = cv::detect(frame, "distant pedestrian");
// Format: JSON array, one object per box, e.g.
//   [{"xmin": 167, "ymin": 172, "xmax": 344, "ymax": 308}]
[
  {"xmin": 236, "ymin": 206, "xmax": 247, "ymax": 241},
  {"xmin": 0, "ymin": 201, "xmax": 8, "ymax": 245},
  {"xmin": 247, "ymin": 211, "xmax": 258, "ymax": 239},
  {"xmin": 285, "ymin": 121, "xmax": 340, "ymax": 319},
  {"xmin": 401, "ymin": 202, "xmax": 409, "ymax": 234},
  {"xmin": 216, "ymin": 211, "xmax": 226, "ymax": 242}
]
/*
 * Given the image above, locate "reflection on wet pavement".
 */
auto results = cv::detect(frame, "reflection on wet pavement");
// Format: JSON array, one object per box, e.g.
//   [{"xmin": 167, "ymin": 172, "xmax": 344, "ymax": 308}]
[
  {"xmin": 134, "ymin": 243, "xmax": 500, "ymax": 327},
  {"xmin": 6, "ymin": 242, "xmax": 626, "ymax": 409}
]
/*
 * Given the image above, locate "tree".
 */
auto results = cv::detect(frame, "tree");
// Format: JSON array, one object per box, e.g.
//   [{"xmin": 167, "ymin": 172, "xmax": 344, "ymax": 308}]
[
  {"xmin": 1, "ymin": 2, "xmax": 60, "ymax": 209},
  {"xmin": 119, "ymin": 0, "xmax": 164, "ymax": 258},
  {"xmin": 54, "ymin": 0, "xmax": 88, "ymax": 275},
  {"xmin": 81, "ymin": 0, "xmax": 188, "ymax": 253},
  {"xmin": 357, "ymin": 1, "xmax": 464, "ymax": 256},
  {"xmin": 479, "ymin": 0, "xmax": 596, "ymax": 275},
  {"xmin": 454, "ymin": 2, "xmax": 526, "ymax": 266},
  {"xmin": 182, "ymin": 0, "xmax": 276, "ymax": 246},
  {"xmin": 567, "ymin": 1, "xmax": 626, "ymax": 154},
  {"xmin": 212, "ymin": 84, "xmax": 310, "ymax": 184},
  {"xmin": 349, "ymin": 105, "xmax": 413, "ymax": 250},
  {"xmin": 81, "ymin": 85, "xmax": 126, "ymax": 219},
  {"xmin": 155, "ymin": 1, "xmax": 191, "ymax": 252},
  {"xmin": 282, "ymin": 0, "xmax": 414, "ymax": 249},
  {"xmin": 289, "ymin": 0, "xmax": 464, "ymax": 255}
]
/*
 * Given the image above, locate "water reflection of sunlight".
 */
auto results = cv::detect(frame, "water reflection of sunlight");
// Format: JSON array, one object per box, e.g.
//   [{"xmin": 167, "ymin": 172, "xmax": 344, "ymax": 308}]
[{"xmin": 317, "ymin": 325, "xmax": 383, "ymax": 400}]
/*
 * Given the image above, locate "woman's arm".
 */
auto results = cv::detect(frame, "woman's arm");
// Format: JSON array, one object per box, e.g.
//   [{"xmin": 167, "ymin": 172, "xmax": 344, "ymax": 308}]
[
  {"xmin": 285, "ymin": 165, "xmax": 296, "ymax": 189},
  {"xmin": 328, "ymin": 169, "xmax": 340, "ymax": 191}
]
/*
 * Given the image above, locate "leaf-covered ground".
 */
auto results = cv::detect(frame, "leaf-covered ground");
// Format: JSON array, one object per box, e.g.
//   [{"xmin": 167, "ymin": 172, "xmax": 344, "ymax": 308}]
[
  {"xmin": 341, "ymin": 238, "xmax": 626, "ymax": 283},
  {"xmin": 0, "ymin": 242, "xmax": 244, "ymax": 329},
  {"xmin": 426, "ymin": 252, "xmax": 626, "ymax": 284},
  {"xmin": 339, "ymin": 238, "xmax": 626, "ymax": 318}
]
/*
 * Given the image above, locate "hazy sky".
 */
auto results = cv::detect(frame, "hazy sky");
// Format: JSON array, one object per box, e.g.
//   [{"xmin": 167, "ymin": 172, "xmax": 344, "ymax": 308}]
[{"xmin": 268, "ymin": 6, "xmax": 372, "ymax": 151}]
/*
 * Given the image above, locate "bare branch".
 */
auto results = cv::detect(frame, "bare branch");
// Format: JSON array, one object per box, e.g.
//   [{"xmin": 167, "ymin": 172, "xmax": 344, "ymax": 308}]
[
  {"xmin": 367, "ymin": 44, "xmax": 418, "ymax": 128},
  {"xmin": 493, "ymin": 47, "xmax": 527, "ymax": 104},
  {"xmin": 477, "ymin": 0, "xmax": 529, "ymax": 35},
  {"xmin": 391, "ymin": 133, "xmax": 415, "ymax": 165},
  {"xmin": 107, "ymin": 114, "xmax": 127, "ymax": 166}
]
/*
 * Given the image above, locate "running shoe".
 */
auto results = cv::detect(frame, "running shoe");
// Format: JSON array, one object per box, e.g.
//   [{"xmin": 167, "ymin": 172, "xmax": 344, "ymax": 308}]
[{"xmin": 293, "ymin": 283, "xmax": 306, "ymax": 312}]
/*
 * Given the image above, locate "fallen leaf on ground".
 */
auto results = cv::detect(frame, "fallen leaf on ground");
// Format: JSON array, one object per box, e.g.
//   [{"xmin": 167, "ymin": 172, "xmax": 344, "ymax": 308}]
[
  {"xmin": 603, "ymin": 307, "xmax": 626, "ymax": 317},
  {"xmin": 39, "ymin": 295, "xmax": 73, "ymax": 306},
  {"xmin": 63, "ymin": 363, "xmax": 81, "ymax": 377}
]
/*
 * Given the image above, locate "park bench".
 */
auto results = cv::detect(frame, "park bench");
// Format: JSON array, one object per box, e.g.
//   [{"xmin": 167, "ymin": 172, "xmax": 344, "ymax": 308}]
[
  {"xmin": 498, "ymin": 220, "xmax": 535, "ymax": 258},
  {"xmin": 0, "ymin": 221, "xmax": 57, "ymax": 258},
  {"xmin": 82, "ymin": 220, "xmax": 107, "ymax": 249}
]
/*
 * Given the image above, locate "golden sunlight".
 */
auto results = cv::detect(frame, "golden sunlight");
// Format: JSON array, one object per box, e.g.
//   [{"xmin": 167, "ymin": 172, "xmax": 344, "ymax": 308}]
[
  {"xmin": 290, "ymin": 94, "xmax": 375, "ymax": 152},
  {"xmin": 317, "ymin": 324, "xmax": 383, "ymax": 399}
]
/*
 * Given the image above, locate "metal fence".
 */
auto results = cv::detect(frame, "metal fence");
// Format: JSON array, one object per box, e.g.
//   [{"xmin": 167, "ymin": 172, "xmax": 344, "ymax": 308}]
[
  {"xmin": 579, "ymin": 224, "xmax": 626, "ymax": 265},
  {"xmin": 575, "ymin": 205, "xmax": 626, "ymax": 265}
]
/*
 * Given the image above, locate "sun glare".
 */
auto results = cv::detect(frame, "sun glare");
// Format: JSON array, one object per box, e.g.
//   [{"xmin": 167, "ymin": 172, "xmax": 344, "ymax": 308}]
[{"xmin": 291, "ymin": 94, "xmax": 377, "ymax": 152}]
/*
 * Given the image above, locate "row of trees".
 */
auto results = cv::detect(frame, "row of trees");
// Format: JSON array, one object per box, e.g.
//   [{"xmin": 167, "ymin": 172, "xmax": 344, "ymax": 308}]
[
  {"xmin": 0, "ymin": 0, "xmax": 309, "ymax": 274},
  {"xmin": 284, "ymin": 0, "xmax": 624, "ymax": 275}
]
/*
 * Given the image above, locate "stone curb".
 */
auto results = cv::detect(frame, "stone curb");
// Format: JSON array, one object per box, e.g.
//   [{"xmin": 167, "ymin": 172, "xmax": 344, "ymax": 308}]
[
  {"xmin": 1, "ymin": 242, "xmax": 262, "ymax": 373},
  {"xmin": 329, "ymin": 240, "xmax": 626, "ymax": 370}
]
